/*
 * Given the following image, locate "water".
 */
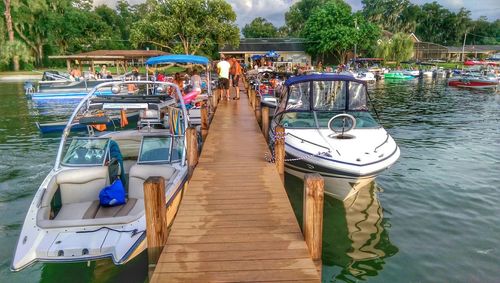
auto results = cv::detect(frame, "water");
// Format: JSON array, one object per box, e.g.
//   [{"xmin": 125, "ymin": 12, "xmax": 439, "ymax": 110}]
[{"xmin": 0, "ymin": 79, "xmax": 499, "ymax": 282}]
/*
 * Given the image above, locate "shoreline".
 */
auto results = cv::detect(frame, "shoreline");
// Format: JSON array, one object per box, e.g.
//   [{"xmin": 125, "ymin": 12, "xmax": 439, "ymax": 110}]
[{"xmin": 0, "ymin": 74, "xmax": 40, "ymax": 81}]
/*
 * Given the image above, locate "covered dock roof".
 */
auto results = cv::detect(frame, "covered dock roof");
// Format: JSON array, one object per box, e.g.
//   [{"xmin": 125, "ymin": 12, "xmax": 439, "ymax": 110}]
[{"xmin": 49, "ymin": 50, "xmax": 167, "ymax": 60}]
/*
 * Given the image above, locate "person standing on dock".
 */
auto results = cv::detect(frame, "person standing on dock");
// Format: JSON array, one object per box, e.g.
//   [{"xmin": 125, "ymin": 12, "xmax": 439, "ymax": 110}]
[
  {"xmin": 217, "ymin": 55, "xmax": 231, "ymax": 101},
  {"xmin": 229, "ymin": 56, "xmax": 242, "ymax": 100}
]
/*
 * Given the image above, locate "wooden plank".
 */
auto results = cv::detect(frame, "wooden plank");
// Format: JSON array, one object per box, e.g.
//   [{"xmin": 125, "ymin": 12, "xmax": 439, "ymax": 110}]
[
  {"xmin": 158, "ymin": 249, "xmax": 311, "ymax": 263},
  {"xmin": 151, "ymin": 269, "xmax": 319, "ymax": 283},
  {"xmin": 173, "ymin": 212, "xmax": 295, "ymax": 223},
  {"xmin": 171, "ymin": 219, "xmax": 298, "ymax": 229},
  {"xmin": 166, "ymin": 232, "xmax": 305, "ymax": 245},
  {"xmin": 169, "ymin": 225, "xmax": 299, "ymax": 236},
  {"xmin": 178, "ymin": 202, "xmax": 292, "ymax": 211},
  {"xmin": 163, "ymin": 241, "xmax": 308, "ymax": 253},
  {"xmin": 175, "ymin": 207, "xmax": 292, "ymax": 216},
  {"xmin": 154, "ymin": 258, "xmax": 316, "ymax": 273}
]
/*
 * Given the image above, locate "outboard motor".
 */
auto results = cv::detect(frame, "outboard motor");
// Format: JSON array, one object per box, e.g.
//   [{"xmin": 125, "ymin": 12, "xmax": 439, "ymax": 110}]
[{"xmin": 24, "ymin": 81, "xmax": 35, "ymax": 96}]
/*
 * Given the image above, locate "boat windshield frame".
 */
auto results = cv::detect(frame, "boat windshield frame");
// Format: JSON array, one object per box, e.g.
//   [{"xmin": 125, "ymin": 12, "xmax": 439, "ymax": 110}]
[
  {"xmin": 54, "ymin": 81, "xmax": 188, "ymax": 169},
  {"xmin": 274, "ymin": 76, "xmax": 380, "ymax": 129}
]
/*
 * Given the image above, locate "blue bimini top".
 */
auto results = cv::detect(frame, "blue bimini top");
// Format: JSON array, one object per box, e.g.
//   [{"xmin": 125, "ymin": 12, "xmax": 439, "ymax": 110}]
[{"xmin": 146, "ymin": 54, "xmax": 210, "ymax": 66}]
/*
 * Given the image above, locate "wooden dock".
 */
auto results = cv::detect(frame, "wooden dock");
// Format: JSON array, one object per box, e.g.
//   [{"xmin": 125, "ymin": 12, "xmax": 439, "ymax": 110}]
[{"xmin": 150, "ymin": 91, "xmax": 321, "ymax": 282}]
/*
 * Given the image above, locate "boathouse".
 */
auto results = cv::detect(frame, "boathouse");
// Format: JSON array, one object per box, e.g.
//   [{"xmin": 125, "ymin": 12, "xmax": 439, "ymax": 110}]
[{"xmin": 219, "ymin": 38, "xmax": 311, "ymax": 66}]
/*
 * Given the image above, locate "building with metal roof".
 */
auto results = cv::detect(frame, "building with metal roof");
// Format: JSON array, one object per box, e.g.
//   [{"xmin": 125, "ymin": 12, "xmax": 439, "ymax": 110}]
[{"xmin": 219, "ymin": 38, "xmax": 311, "ymax": 67}]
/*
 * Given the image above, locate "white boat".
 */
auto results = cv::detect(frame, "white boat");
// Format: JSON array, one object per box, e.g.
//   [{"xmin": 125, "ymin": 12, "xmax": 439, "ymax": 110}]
[
  {"xmin": 270, "ymin": 74, "xmax": 400, "ymax": 200},
  {"xmin": 401, "ymin": 70, "xmax": 420, "ymax": 77},
  {"xmin": 12, "ymin": 81, "xmax": 190, "ymax": 271},
  {"xmin": 24, "ymin": 71, "xmax": 117, "ymax": 100}
]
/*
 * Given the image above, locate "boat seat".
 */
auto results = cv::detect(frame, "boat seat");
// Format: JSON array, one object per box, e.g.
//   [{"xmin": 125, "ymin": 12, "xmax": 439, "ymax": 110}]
[
  {"xmin": 56, "ymin": 166, "xmax": 109, "ymax": 205},
  {"xmin": 128, "ymin": 164, "xmax": 177, "ymax": 199}
]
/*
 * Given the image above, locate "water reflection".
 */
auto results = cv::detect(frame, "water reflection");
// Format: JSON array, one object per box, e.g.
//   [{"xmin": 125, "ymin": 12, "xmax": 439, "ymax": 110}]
[
  {"xmin": 284, "ymin": 174, "xmax": 398, "ymax": 283},
  {"xmin": 322, "ymin": 181, "xmax": 398, "ymax": 282},
  {"xmin": 39, "ymin": 252, "xmax": 148, "ymax": 283}
]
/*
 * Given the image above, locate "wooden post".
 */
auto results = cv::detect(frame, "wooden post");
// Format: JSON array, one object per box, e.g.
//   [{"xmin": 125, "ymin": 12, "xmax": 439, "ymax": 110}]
[
  {"xmin": 255, "ymin": 96, "xmax": 262, "ymax": 125},
  {"xmin": 201, "ymin": 104, "xmax": 209, "ymax": 141},
  {"xmin": 212, "ymin": 93, "xmax": 218, "ymax": 111},
  {"xmin": 302, "ymin": 173, "xmax": 324, "ymax": 270},
  {"xmin": 143, "ymin": 176, "xmax": 167, "ymax": 268},
  {"xmin": 274, "ymin": 125, "xmax": 285, "ymax": 183},
  {"xmin": 250, "ymin": 89, "xmax": 255, "ymax": 108},
  {"xmin": 262, "ymin": 106, "xmax": 270, "ymax": 140},
  {"xmin": 66, "ymin": 59, "xmax": 71, "ymax": 73},
  {"xmin": 186, "ymin": 127, "xmax": 198, "ymax": 177}
]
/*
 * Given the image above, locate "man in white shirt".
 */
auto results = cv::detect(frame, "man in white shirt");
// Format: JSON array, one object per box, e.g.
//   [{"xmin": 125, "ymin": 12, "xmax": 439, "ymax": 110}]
[{"xmin": 217, "ymin": 55, "xmax": 231, "ymax": 101}]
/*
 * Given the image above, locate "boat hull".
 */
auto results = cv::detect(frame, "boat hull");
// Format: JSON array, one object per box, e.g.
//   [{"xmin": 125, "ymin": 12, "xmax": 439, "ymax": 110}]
[
  {"xmin": 448, "ymin": 79, "xmax": 498, "ymax": 89},
  {"xmin": 283, "ymin": 141, "xmax": 400, "ymax": 201}
]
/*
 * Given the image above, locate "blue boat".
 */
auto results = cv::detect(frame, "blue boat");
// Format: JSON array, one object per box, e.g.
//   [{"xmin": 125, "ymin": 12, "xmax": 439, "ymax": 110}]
[
  {"xmin": 36, "ymin": 112, "xmax": 140, "ymax": 134},
  {"xmin": 25, "ymin": 71, "xmax": 117, "ymax": 100}
]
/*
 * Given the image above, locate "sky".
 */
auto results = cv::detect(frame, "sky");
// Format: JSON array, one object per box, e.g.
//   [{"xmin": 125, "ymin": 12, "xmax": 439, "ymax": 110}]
[{"xmin": 96, "ymin": 0, "xmax": 500, "ymax": 28}]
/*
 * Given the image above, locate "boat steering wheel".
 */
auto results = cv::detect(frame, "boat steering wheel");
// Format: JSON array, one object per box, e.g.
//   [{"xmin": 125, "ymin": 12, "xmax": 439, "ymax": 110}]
[{"xmin": 328, "ymin": 114, "xmax": 356, "ymax": 135}]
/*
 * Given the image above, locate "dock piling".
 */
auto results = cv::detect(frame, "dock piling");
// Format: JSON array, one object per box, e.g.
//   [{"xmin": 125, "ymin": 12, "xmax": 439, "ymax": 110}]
[
  {"xmin": 186, "ymin": 127, "xmax": 198, "ymax": 177},
  {"xmin": 274, "ymin": 125, "xmax": 285, "ymax": 183},
  {"xmin": 255, "ymin": 96, "xmax": 262, "ymax": 125},
  {"xmin": 303, "ymin": 173, "xmax": 324, "ymax": 269},
  {"xmin": 201, "ymin": 104, "xmax": 208, "ymax": 141},
  {"xmin": 143, "ymin": 176, "xmax": 167, "ymax": 269},
  {"xmin": 262, "ymin": 106, "xmax": 270, "ymax": 140}
]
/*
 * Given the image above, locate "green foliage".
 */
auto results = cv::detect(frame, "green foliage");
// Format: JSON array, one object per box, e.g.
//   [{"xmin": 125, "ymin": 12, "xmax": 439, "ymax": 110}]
[
  {"xmin": 242, "ymin": 17, "xmax": 278, "ymax": 38},
  {"xmin": 285, "ymin": 0, "xmax": 327, "ymax": 36},
  {"xmin": 361, "ymin": 0, "xmax": 498, "ymax": 46},
  {"xmin": 130, "ymin": 0, "xmax": 239, "ymax": 55},
  {"xmin": 391, "ymin": 32, "xmax": 413, "ymax": 65},
  {"xmin": 362, "ymin": 0, "xmax": 419, "ymax": 33},
  {"xmin": 303, "ymin": 0, "xmax": 380, "ymax": 64},
  {"xmin": 415, "ymin": 3, "xmax": 471, "ymax": 46},
  {"xmin": 375, "ymin": 32, "xmax": 413, "ymax": 65},
  {"xmin": 0, "ymin": 39, "xmax": 32, "ymax": 65}
]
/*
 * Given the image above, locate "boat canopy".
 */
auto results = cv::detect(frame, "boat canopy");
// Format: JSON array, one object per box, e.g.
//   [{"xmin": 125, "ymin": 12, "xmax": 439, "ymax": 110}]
[
  {"xmin": 279, "ymin": 74, "xmax": 369, "ymax": 113},
  {"xmin": 146, "ymin": 54, "xmax": 210, "ymax": 66},
  {"xmin": 285, "ymin": 74, "xmax": 367, "ymax": 87}
]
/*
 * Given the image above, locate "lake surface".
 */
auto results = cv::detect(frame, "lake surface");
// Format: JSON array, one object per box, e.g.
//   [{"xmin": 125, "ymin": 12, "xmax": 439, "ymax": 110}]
[{"xmin": 0, "ymin": 79, "xmax": 499, "ymax": 282}]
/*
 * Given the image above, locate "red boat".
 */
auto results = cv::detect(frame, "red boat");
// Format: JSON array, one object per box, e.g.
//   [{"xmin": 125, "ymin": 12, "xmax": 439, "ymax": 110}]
[{"xmin": 448, "ymin": 74, "xmax": 499, "ymax": 89}]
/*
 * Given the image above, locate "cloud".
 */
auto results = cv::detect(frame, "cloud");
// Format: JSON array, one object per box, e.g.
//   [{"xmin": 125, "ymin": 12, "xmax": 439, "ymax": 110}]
[
  {"xmin": 94, "ymin": 0, "xmax": 500, "ymax": 27},
  {"xmin": 226, "ymin": 0, "xmax": 294, "ymax": 27}
]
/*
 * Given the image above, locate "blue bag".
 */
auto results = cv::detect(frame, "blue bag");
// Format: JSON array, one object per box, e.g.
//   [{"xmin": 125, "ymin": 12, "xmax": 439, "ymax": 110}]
[{"xmin": 99, "ymin": 179, "xmax": 126, "ymax": 207}]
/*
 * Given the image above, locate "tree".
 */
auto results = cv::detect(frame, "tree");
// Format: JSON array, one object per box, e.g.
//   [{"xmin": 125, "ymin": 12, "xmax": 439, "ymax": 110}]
[
  {"xmin": 374, "ymin": 38, "xmax": 391, "ymax": 60},
  {"xmin": 415, "ymin": 3, "xmax": 471, "ymax": 46},
  {"xmin": 361, "ymin": 0, "xmax": 419, "ymax": 33},
  {"xmin": 303, "ymin": 0, "xmax": 380, "ymax": 63},
  {"xmin": 2, "ymin": 0, "xmax": 19, "ymax": 70},
  {"xmin": 130, "ymin": 0, "xmax": 239, "ymax": 55},
  {"xmin": 242, "ymin": 17, "xmax": 278, "ymax": 38},
  {"xmin": 285, "ymin": 0, "xmax": 326, "ymax": 36},
  {"xmin": 391, "ymin": 32, "xmax": 413, "ymax": 65}
]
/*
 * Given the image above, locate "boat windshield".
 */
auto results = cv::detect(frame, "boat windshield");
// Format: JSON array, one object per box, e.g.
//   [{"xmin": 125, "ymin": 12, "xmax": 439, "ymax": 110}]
[
  {"xmin": 138, "ymin": 135, "xmax": 184, "ymax": 164},
  {"xmin": 284, "ymin": 80, "xmax": 368, "ymax": 112},
  {"xmin": 62, "ymin": 138, "xmax": 110, "ymax": 166},
  {"xmin": 280, "ymin": 111, "xmax": 379, "ymax": 129}
]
